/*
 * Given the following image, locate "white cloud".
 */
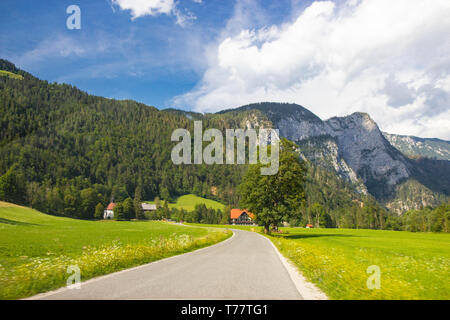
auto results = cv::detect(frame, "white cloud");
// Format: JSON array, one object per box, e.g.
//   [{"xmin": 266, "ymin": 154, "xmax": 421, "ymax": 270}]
[
  {"xmin": 15, "ymin": 35, "xmax": 88, "ymax": 66},
  {"xmin": 112, "ymin": 0, "xmax": 174, "ymax": 18},
  {"xmin": 112, "ymin": 0, "xmax": 196, "ymax": 26},
  {"xmin": 175, "ymin": 0, "xmax": 450, "ymax": 139}
]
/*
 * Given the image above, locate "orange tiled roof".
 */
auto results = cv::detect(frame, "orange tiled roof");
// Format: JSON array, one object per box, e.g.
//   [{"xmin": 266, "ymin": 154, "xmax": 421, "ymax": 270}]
[
  {"xmin": 106, "ymin": 202, "xmax": 116, "ymax": 210},
  {"xmin": 230, "ymin": 209, "xmax": 255, "ymax": 220}
]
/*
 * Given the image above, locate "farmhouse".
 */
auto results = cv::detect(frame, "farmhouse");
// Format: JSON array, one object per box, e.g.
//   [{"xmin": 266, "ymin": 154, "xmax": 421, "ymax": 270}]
[
  {"xmin": 230, "ymin": 209, "xmax": 255, "ymax": 225},
  {"xmin": 103, "ymin": 202, "xmax": 157, "ymax": 219},
  {"xmin": 104, "ymin": 202, "xmax": 116, "ymax": 219},
  {"xmin": 141, "ymin": 203, "xmax": 157, "ymax": 212}
]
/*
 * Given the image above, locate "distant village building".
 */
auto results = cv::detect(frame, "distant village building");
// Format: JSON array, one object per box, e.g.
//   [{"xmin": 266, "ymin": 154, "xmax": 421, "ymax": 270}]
[
  {"xmin": 230, "ymin": 209, "xmax": 255, "ymax": 225},
  {"xmin": 104, "ymin": 202, "xmax": 116, "ymax": 219},
  {"xmin": 104, "ymin": 202, "xmax": 156, "ymax": 219},
  {"xmin": 141, "ymin": 203, "xmax": 157, "ymax": 212}
]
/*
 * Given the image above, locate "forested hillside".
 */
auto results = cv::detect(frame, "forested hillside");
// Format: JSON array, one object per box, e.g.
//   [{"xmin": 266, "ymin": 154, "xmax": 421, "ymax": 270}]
[
  {"xmin": 0, "ymin": 59, "xmax": 447, "ymax": 231},
  {"xmin": 0, "ymin": 60, "xmax": 247, "ymax": 218}
]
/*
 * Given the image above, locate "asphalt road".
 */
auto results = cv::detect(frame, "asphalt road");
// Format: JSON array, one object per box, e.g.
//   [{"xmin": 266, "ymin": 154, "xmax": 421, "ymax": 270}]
[{"xmin": 34, "ymin": 229, "xmax": 303, "ymax": 300}]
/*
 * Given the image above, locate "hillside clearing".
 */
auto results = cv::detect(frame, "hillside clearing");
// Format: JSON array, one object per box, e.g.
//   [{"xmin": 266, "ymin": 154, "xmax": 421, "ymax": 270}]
[
  {"xmin": 146, "ymin": 194, "xmax": 225, "ymax": 212},
  {"xmin": 0, "ymin": 70, "xmax": 23, "ymax": 80}
]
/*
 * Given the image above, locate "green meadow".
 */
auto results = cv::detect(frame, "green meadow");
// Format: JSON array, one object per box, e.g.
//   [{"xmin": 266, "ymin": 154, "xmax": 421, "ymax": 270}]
[
  {"xmin": 0, "ymin": 202, "xmax": 231, "ymax": 299},
  {"xmin": 0, "ymin": 70, "xmax": 23, "ymax": 80},
  {"xmin": 146, "ymin": 194, "xmax": 225, "ymax": 212},
  {"xmin": 189, "ymin": 223, "xmax": 450, "ymax": 300}
]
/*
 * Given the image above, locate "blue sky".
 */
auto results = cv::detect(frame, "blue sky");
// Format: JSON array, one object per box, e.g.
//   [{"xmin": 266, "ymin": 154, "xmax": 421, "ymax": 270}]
[
  {"xmin": 0, "ymin": 0, "xmax": 304, "ymax": 109},
  {"xmin": 1, "ymin": 0, "xmax": 449, "ymax": 139}
]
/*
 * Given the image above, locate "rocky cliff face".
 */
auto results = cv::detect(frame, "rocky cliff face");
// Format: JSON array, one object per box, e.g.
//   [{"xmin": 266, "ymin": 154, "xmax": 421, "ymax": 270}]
[
  {"xmin": 324, "ymin": 113, "xmax": 411, "ymax": 200},
  {"xmin": 224, "ymin": 103, "xmax": 449, "ymax": 213},
  {"xmin": 383, "ymin": 132, "xmax": 450, "ymax": 160},
  {"xmin": 259, "ymin": 105, "xmax": 412, "ymax": 200},
  {"xmin": 295, "ymin": 135, "xmax": 368, "ymax": 194}
]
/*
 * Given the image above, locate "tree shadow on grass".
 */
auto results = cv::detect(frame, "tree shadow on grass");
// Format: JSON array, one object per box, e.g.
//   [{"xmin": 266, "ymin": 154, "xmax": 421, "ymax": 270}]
[
  {"xmin": 270, "ymin": 233, "xmax": 357, "ymax": 240},
  {"xmin": 0, "ymin": 217, "xmax": 39, "ymax": 226}
]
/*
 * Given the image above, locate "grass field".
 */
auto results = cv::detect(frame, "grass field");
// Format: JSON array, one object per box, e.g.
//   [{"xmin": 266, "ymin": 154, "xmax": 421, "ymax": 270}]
[
  {"xmin": 0, "ymin": 70, "xmax": 23, "ymax": 80},
  {"xmin": 0, "ymin": 202, "xmax": 231, "ymax": 299},
  {"xmin": 189, "ymin": 223, "xmax": 450, "ymax": 300},
  {"xmin": 146, "ymin": 194, "xmax": 225, "ymax": 212}
]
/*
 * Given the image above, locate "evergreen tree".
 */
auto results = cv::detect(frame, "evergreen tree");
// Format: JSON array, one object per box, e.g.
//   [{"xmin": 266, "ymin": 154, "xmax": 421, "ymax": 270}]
[
  {"xmin": 160, "ymin": 187, "xmax": 170, "ymax": 202},
  {"xmin": 114, "ymin": 203, "xmax": 125, "ymax": 220},
  {"xmin": 134, "ymin": 186, "xmax": 144, "ymax": 220},
  {"xmin": 0, "ymin": 165, "xmax": 26, "ymax": 205},
  {"xmin": 220, "ymin": 206, "xmax": 231, "ymax": 224},
  {"xmin": 162, "ymin": 200, "xmax": 170, "ymax": 219},
  {"xmin": 154, "ymin": 196, "xmax": 161, "ymax": 209},
  {"xmin": 179, "ymin": 208, "xmax": 187, "ymax": 223},
  {"xmin": 122, "ymin": 197, "xmax": 134, "ymax": 220},
  {"xmin": 94, "ymin": 203, "xmax": 104, "ymax": 220}
]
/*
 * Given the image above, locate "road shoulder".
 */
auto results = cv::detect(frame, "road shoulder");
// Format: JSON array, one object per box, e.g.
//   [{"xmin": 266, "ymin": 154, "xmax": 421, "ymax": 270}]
[{"xmin": 260, "ymin": 234, "xmax": 328, "ymax": 300}]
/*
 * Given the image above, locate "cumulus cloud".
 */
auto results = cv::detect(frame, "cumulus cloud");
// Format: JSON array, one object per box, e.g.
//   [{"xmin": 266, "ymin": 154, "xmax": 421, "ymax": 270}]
[
  {"xmin": 111, "ymin": 0, "xmax": 197, "ymax": 25},
  {"xmin": 112, "ymin": 0, "xmax": 175, "ymax": 18},
  {"xmin": 174, "ymin": 0, "xmax": 450, "ymax": 139}
]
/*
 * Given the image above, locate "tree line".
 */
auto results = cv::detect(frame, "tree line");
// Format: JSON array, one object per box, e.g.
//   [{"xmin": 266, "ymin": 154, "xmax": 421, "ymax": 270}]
[
  {"xmin": 1, "ymin": 59, "xmax": 448, "ymax": 232},
  {"xmin": 144, "ymin": 202, "xmax": 229, "ymax": 224},
  {"xmin": 385, "ymin": 203, "xmax": 449, "ymax": 233},
  {"xmin": 110, "ymin": 197, "xmax": 230, "ymax": 225}
]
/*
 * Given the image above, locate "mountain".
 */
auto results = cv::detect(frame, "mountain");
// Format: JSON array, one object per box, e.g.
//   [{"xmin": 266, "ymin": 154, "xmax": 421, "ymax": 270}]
[
  {"xmin": 220, "ymin": 103, "xmax": 449, "ymax": 213},
  {"xmin": 383, "ymin": 132, "xmax": 450, "ymax": 161},
  {"xmin": 1, "ymin": 60, "xmax": 374, "ymax": 227},
  {"xmin": 0, "ymin": 60, "xmax": 448, "ymax": 219}
]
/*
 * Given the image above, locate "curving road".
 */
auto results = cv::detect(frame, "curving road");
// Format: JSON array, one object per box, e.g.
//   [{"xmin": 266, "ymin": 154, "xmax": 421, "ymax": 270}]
[{"xmin": 32, "ymin": 229, "xmax": 305, "ymax": 300}]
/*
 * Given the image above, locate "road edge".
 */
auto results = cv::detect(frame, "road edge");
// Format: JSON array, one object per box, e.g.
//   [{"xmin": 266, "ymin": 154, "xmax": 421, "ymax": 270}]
[
  {"xmin": 260, "ymin": 233, "xmax": 329, "ymax": 300},
  {"xmin": 25, "ymin": 229, "xmax": 235, "ymax": 300}
]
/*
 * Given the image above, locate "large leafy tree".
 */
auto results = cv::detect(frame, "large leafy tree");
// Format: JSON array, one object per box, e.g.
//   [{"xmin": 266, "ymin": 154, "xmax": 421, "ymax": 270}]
[{"xmin": 238, "ymin": 138, "xmax": 307, "ymax": 233}]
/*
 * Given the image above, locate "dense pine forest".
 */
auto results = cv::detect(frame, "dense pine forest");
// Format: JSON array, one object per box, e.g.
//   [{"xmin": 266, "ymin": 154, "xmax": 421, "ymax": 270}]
[
  {"xmin": 0, "ymin": 59, "xmax": 448, "ymax": 231},
  {"xmin": 0, "ymin": 60, "xmax": 246, "ymax": 213}
]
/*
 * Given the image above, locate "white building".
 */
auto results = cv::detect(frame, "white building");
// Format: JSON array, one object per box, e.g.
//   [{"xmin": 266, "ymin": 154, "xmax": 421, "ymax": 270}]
[
  {"xmin": 104, "ymin": 202, "xmax": 116, "ymax": 219},
  {"xmin": 141, "ymin": 203, "xmax": 157, "ymax": 212}
]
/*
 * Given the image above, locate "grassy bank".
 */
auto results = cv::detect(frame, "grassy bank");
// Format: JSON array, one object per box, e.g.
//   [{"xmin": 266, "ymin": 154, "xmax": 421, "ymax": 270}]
[
  {"xmin": 190, "ymin": 223, "xmax": 450, "ymax": 300},
  {"xmin": 0, "ymin": 203, "xmax": 231, "ymax": 299}
]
